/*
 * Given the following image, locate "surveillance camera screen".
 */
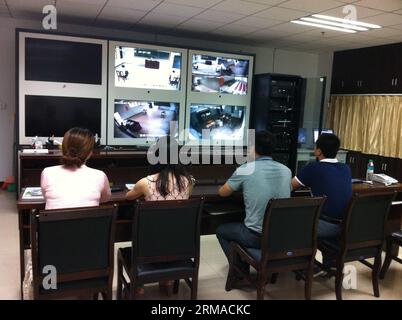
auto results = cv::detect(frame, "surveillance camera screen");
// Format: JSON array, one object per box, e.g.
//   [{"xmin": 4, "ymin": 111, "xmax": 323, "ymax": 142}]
[
  {"xmin": 114, "ymin": 99, "xmax": 178, "ymax": 139},
  {"xmin": 115, "ymin": 46, "xmax": 182, "ymax": 90},
  {"xmin": 191, "ymin": 54, "xmax": 249, "ymax": 95},
  {"xmin": 189, "ymin": 104, "xmax": 246, "ymax": 141}
]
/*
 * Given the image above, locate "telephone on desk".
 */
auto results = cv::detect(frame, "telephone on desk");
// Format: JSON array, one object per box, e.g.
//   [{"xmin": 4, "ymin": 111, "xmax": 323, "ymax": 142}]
[{"xmin": 370, "ymin": 174, "xmax": 398, "ymax": 186}]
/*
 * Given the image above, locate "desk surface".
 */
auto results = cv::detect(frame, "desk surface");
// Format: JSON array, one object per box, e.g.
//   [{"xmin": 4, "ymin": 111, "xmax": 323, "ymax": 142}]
[
  {"xmin": 17, "ymin": 184, "xmax": 225, "ymax": 209},
  {"xmin": 17, "ymin": 182, "xmax": 402, "ymax": 209}
]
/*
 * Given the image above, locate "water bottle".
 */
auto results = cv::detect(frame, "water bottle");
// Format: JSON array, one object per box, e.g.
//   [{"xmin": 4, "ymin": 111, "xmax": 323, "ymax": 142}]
[{"xmin": 366, "ymin": 159, "xmax": 374, "ymax": 181}]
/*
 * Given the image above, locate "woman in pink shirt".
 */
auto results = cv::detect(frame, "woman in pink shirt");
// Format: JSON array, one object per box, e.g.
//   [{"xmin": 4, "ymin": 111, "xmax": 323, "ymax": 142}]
[
  {"xmin": 41, "ymin": 127, "xmax": 111, "ymax": 209},
  {"xmin": 24, "ymin": 128, "xmax": 111, "ymax": 299}
]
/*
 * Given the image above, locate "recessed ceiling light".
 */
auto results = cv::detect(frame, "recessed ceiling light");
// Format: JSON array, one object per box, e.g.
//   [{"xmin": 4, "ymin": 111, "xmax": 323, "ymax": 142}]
[
  {"xmin": 290, "ymin": 20, "xmax": 357, "ymax": 33},
  {"xmin": 312, "ymin": 14, "xmax": 382, "ymax": 29},
  {"xmin": 291, "ymin": 14, "xmax": 382, "ymax": 34},
  {"xmin": 301, "ymin": 17, "xmax": 369, "ymax": 31}
]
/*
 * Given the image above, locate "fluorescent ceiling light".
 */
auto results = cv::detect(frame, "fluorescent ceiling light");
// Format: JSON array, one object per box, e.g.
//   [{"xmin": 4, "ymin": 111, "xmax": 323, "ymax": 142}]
[
  {"xmin": 312, "ymin": 14, "xmax": 382, "ymax": 29},
  {"xmin": 301, "ymin": 17, "xmax": 368, "ymax": 31},
  {"xmin": 290, "ymin": 20, "xmax": 357, "ymax": 33}
]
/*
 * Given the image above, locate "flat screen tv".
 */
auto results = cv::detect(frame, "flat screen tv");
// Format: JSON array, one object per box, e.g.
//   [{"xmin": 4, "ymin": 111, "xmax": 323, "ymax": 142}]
[
  {"xmin": 113, "ymin": 99, "xmax": 179, "ymax": 140},
  {"xmin": 25, "ymin": 95, "xmax": 102, "ymax": 138},
  {"xmin": 25, "ymin": 37, "xmax": 102, "ymax": 85},
  {"xmin": 191, "ymin": 54, "xmax": 249, "ymax": 95},
  {"xmin": 114, "ymin": 46, "xmax": 182, "ymax": 90},
  {"xmin": 188, "ymin": 104, "xmax": 246, "ymax": 142},
  {"xmin": 313, "ymin": 128, "xmax": 333, "ymax": 143}
]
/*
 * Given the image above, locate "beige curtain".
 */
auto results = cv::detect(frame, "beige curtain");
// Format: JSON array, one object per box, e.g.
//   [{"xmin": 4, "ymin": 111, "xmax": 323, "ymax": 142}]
[{"xmin": 326, "ymin": 96, "xmax": 402, "ymax": 159}]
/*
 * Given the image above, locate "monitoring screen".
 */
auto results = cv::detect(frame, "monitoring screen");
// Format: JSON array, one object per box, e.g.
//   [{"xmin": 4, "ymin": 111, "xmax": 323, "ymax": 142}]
[
  {"xmin": 25, "ymin": 95, "xmax": 102, "ymax": 137},
  {"xmin": 25, "ymin": 38, "xmax": 102, "ymax": 85},
  {"xmin": 114, "ymin": 99, "xmax": 178, "ymax": 139},
  {"xmin": 114, "ymin": 46, "xmax": 182, "ymax": 90},
  {"xmin": 313, "ymin": 128, "xmax": 333, "ymax": 143},
  {"xmin": 298, "ymin": 128, "xmax": 307, "ymax": 144},
  {"xmin": 191, "ymin": 54, "xmax": 249, "ymax": 95},
  {"xmin": 189, "ymin": 104, "xmax": 246, "ymax": 141}
]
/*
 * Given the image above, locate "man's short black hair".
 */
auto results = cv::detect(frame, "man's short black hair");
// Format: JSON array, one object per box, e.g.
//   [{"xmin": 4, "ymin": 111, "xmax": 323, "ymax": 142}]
[
  {"xmin": 255, "ymin": 131, "xmax": 277, "ymax": 157},
  {"xmin": 316, "ymin": 133, "xmax": 340, "ymax": 158}
]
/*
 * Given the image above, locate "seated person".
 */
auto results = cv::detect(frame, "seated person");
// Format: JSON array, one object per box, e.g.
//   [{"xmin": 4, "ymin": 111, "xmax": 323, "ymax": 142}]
[
  {"xmin": 41, "ymin": 127, "xmax": 111, "ymax": 210},
  {"xmin": 125, "ymin": 137, "xmax": 195, "ymax": 295},
  {"xmin": 24, "ymin": 127, "xmax": 111, "ymax": 299},
  {"xmin": 216, "ymin": 131, "xmax": 292, "ymax": 266},
  {"xmin": 291, "ymin": 133, "xmax": 352, "ymax": 241}
]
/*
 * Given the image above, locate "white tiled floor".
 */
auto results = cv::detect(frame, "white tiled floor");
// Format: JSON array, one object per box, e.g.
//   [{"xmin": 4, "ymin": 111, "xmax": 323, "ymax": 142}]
[{"xmin": 1, "ymin": 190, "xmax": 401, "ymax": 300}]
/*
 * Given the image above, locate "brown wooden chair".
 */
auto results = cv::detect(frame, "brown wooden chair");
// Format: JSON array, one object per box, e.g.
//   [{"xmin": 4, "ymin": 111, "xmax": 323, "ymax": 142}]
[
  {"xmin": 317, "ymin": 191, "xmax": 397, "ymax": 300},
  {"xmin": 30, "ymin": 204, "xmax": 117, "ymax": 300},
  {"xmin": 379, "ymin": 230, "xmax": 402, "ymax": 279},
  {"xmin": 225, "ymin": 197, "xmax": 326, "ymax": 300},
  {"xmin": 116, "ymin": 197, "xmax": 204, "ymax": 300}
]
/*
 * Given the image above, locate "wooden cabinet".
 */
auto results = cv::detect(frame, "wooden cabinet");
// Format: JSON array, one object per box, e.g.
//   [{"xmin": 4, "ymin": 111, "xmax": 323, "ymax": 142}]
[
  {"xmin": 347, "ymin": 151, "xmax": 402, "ymax": 181},
  {"xmin": 346, "ymin": 151, "xmax": 362, "ymax": 178},
  {"xmin": 331, "ymin": 42, "xmax": 402, "ymax": 94}
]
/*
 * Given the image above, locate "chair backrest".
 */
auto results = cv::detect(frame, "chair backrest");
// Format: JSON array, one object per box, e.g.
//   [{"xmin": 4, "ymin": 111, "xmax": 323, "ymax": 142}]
[
  {"xmin": 260, "ymin": 197, "xmax": 326, "ymax": 262},
  {"xmin": 341, "ymin": 192, "xmax": 397, "ymax": 251},
  {"xmin": 131, "ymin": 197, "xmax": 204, "ymax": 268},
  {"xmin": 31, "ymin": 205, "xmax": 117, "ymax": 286}
]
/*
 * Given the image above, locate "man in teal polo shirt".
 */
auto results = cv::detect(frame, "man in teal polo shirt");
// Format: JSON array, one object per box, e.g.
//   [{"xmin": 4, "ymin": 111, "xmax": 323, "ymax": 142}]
[{"xmin": 217, "ymin": 131, "xmax": 292, "ymax": 263}]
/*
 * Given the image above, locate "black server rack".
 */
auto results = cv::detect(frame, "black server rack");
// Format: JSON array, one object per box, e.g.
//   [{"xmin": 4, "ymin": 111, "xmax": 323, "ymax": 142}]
[{"xmin": 251, "ymin": 73, "xmax": 305, "ymax": 174}]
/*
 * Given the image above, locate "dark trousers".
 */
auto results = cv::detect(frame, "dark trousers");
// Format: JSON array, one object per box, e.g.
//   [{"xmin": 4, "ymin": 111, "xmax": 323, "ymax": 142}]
[
  {"xmin": 317, "ymin": 219, "xmax": 341, "ymax": 268},
  {"xmin": 216, "ymin": 222, "xmax": 261, "ymax": 269}
]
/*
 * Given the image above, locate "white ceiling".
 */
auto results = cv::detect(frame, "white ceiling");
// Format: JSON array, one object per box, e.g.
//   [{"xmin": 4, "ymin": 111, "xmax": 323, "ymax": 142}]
[{"xmin": 1, "ymin": 0, "xmax": 402, "ymax": 52}]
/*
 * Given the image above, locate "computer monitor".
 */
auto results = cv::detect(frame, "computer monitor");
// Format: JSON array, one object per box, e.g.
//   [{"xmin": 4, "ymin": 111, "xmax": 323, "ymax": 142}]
[
  {"xmin": 313, "ymin": 128, "xmax": 333, "ymax": 143},
  {"xmin": 113, "ymin": 99, "xmax": 179, "ymax": 140},
  {"xmin": 298, "ymin": 128, "xmax": 307, "ymax": 144},
  {"xmin": 188, "ymin": 104, "xmax": 246, "ymax": 142},
  {"xmin": 114, "ymin": 45, "xmax": 182, "ymax": 90}
]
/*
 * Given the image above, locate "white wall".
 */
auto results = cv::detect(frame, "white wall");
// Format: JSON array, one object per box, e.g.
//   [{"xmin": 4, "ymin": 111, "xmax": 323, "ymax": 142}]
[{"xmin": 0, "ymin": 17, "xmax": 326, "ymax": 180}]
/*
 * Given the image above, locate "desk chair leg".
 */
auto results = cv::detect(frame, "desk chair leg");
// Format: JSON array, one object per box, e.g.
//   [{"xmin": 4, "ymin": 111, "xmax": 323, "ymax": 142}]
[
  {"xmin": 380, "ymin": 238, "xmax": 393, "ymax": 280},
  {"xmin": 335, "ymin": 260, "xmax": 344, "ymax": 301},
  {"xmin": 372, "ymin": 250, "xmax": 382, "ymax": 298},
  {"xmin": 305, "ymin": 264, "xmax": 314, "ymax": 300},
  {"xmin": 116, "ymin": 258, "xmax": 123, "ymax": 300},
  {"xmin": 256, "ymin": 273, "xmax": 267, "ymax": 300},
  {"xmin": 225, "ymin": 263, "xmax": 236, "ymax": 291},
  {"xmin": 190, "ymin": 276, "xmax": 198, "ymax": 300},
  {"xmin": 173, "ymin": 280, "xmax": 180, "ymax": 294}
]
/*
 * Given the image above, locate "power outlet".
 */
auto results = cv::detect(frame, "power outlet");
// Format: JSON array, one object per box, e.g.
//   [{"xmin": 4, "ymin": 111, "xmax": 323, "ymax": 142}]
[{"xmin": 0, "ymin": 102, "xmax": 7, "ymax": 110}]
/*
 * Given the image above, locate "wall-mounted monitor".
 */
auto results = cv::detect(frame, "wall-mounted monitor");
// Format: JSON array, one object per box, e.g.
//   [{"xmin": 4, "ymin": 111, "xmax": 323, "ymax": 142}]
[
  {"xmin": 111, "ymin": 99, "xmax": 179, "ymax": 145},
  {"xmin": 114, "ymin": 45, "xmax": 182, "ymax": 90},
  {"xmin": 108, "ymin": 41, "xmax": 187, "ymax": 146},
  {"xmin": 25, "ymin": 95, "xmax": 102, "ymax": 137},
  {"xmin": 188, "ymin": 104, "xmax": 246, "ymax": 143},
  {"xmin": 191, "ymin": 54, "xmax": 249, "ymax": 95},
  {"xmin": 313, "ymin": 128, "xmax": 333, "ymax": 143},
  {"xmin": 25, "ymin": 37, "xmax": 102, "ymax": 85},
  {"xmin": 18, "ymin": 32, "xmax": 108, "ymax": 145}
]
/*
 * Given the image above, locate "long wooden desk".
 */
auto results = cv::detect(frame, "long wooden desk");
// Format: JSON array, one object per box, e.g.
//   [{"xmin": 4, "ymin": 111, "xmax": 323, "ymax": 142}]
[{"xmin": 16, "ymin": 182, "xmax": 402, "ymax": 299}]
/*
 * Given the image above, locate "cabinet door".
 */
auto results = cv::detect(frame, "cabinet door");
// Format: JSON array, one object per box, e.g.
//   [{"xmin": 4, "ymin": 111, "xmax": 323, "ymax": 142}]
[
  {"xmin": 331, "ymin": 51, "xmax": 349, "ymax": 94},
  {"xmin": 346, "ymin": 151, "xmax": 362, "ymax": 178},
  {"xmin": 377, "ymin": 43, "xmax": 402, "ymax": 93}
]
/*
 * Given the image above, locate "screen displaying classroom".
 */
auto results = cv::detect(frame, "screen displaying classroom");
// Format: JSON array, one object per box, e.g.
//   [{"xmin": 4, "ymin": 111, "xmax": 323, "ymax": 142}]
[
  {"xmin": 189, "ymin": 104, "xmax": 246, "ymax": 141},
  {"xmin": 191, "ymin": 54, "xmax": 249, "ymax": 95},
  {"xmin": 114, "ymin": 99, "xmax": 179, "ymax": 139},
  {"xmin": 114, "ymin": 46, "xmax": 182, "ymax": 90}
]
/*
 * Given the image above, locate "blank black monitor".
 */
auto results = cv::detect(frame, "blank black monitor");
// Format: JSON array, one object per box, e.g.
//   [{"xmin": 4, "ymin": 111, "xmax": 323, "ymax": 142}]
[
  {"xmin": 25, "ymin": 95, "xmax": 102, "ymax": 137},
  {"xmin": 25, "ymin": 37, "xmax": 102, "ymax": 84}
]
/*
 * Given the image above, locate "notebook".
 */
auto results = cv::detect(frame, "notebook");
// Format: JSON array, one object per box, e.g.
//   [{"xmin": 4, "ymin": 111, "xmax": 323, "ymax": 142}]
[{"xmin": 22, "ymin": 187, "xmax": 43, "ymax": 200}]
